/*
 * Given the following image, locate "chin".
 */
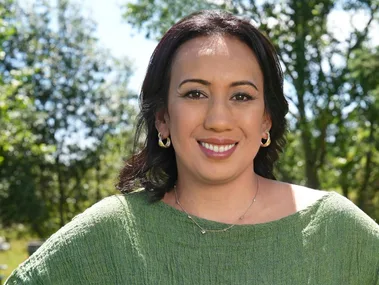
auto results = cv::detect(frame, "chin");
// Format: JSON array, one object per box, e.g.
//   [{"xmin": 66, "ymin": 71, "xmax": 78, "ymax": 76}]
[{"xmin": 195, "ymin": 169, "xmax": 240, "ymax": 185}]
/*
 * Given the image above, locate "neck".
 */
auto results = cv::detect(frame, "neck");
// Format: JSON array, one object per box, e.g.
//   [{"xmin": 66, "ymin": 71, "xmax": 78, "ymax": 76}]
[{"xmin": 167, "ymin": 172, "xmax": 261, "ymax": 224}]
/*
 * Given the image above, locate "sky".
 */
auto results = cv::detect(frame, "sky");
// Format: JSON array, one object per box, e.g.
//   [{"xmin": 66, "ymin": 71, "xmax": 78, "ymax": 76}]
[{"xmin": 81, "ymin": 0, "xmax": 158, "ymax": 93}]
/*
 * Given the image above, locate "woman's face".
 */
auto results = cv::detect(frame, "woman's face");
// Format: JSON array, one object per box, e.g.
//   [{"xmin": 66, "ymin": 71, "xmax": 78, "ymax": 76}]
[{"xmin": 157, "ymin": 35, "xmax": 271, "ymax": 185}]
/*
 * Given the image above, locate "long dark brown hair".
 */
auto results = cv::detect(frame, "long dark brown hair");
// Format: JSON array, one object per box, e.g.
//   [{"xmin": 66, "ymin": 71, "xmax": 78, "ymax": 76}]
[{"xmin": 117, "ymin": 10, "xmax": 288, "ymax": 201}]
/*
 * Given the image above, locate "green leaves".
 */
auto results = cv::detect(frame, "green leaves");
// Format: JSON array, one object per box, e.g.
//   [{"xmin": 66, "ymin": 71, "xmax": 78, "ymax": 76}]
[
  {"xmin": 123, "ymin": 0, "xmax": 219, "ymax": 39},
  {"xmin": 0, "ymin": 0, "xmax": 137, "ymax": 236}
]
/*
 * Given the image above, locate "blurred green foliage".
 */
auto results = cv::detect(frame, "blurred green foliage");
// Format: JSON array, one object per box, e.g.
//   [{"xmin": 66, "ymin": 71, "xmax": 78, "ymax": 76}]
[{"xmin": 0, "ymin": 0, "xmax": 137, "ymax": 237}]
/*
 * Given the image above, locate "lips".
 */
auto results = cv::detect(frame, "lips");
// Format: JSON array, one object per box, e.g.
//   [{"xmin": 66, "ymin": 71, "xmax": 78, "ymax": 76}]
[
  {"xmin": 197, "ymin": 138, "xmax": 238, "ymax": 158},
  {"xmin": 199, "ymin": 142, "xmax": 236, "ymax": 152}
]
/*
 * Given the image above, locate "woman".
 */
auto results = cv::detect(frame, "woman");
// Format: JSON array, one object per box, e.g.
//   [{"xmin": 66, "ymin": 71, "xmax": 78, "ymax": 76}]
[{"xmin": 6, "ymin": 10, "xmax": 379, "ymax": 285}]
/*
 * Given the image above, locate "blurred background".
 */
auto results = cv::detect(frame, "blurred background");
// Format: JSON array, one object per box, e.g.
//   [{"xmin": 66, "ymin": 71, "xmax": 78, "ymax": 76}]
[{"xmin": 0, "ymin": 0, "xmax": 378, "ymax": 280}]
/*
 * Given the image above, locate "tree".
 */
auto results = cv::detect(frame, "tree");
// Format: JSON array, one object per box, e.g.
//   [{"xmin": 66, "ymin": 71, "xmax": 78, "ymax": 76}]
[
  {"xmin": 0, "ymin": 0, "xmax": 136, "ymax": 236},
  {"xmin": 345, "ymin": 46, "xmax": 379, "ymax": 218},
  {"xmin": 122, "ymin": 0, "xmax": 379, "ymax": 219},
  {"xmin": 0, "ymin": 0, "xmax": 55, "ymax": 236}
]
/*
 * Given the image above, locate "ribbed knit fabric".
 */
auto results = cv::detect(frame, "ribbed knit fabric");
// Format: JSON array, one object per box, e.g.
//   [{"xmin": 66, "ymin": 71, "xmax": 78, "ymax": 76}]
[{"xmin": 6, "ymin": 190, "xmax": 379, "ymax": 285}]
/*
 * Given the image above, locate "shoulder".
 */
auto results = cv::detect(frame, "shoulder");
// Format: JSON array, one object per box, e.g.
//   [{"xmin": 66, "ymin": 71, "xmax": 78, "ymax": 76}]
[
  {"xmin": 37, "ymin": 189, "xmax": 149, "ymax": 244},
  {"xmin": 303, "ymin": 190, "xmax": 379, "ymax": 276},
  {"xmin": 67, "ymin": 189, "xmax": 149, "ymax": 224},
  {"xmin": 277, "ymin": 182, "xmax": 379, "ymax": 236},
  {"xmin": 293, "ymin": 185, "xmax": 378, "ymax": 228},
  {"xmin": 290, "ymin": 184, "xmax": 329, "ymax": 211},
  {"xmin": 6, "ymin": 190, "xmax": 150, "ymax": 284},
  {"xmin": 290, "ymin": 188, "xmax": 379, "ymax": 282},
  {"xmin": 316, "ymin": 191, "xmax": 379, "ymax": 234},
  {"xmin": 56, "ymin": 190, "xmax": 149, "ymax": 234},
  {"xmin": 293, "ymin": 187, "xmax": 379, "ymax": 246}
]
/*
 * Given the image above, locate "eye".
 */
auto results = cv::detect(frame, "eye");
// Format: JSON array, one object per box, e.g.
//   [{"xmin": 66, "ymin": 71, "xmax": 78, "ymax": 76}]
[
  {"xmin": 232, "ymin": 92, "xmax": 254, "ymax": 101},
  {"xmin": 183, "ymin": 90, "xmax": 207, "ymax": 99}
]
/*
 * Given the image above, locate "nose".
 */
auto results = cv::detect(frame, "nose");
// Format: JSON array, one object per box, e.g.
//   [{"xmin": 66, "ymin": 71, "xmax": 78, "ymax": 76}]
[{"xmin": 203, "ymin": 98, "xmax": 234, "ymax": 132}]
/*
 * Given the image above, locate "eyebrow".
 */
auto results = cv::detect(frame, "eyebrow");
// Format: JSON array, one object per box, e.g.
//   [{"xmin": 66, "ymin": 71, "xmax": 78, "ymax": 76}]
[{"xmin": 178, "ymin": 79, "xmax": 259, "ymax": 91}]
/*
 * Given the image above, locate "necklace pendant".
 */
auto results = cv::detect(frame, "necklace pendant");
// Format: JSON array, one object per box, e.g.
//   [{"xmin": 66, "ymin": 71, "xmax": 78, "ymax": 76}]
[{"xmin": 174, "ymin": 183, "xmax": 259, "ymax": 236}]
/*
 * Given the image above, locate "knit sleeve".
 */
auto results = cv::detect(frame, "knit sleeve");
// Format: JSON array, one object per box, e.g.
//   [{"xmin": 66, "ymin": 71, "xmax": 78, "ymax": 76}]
[{"xmin": 4, "ymin": 195, "xmax": 126, "ymax": 285}]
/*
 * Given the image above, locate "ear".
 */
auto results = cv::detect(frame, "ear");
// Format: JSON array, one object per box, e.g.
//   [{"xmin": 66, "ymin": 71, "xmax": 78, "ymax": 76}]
[
  {"xmin": 261, "ymin": 113, "xmax": 272, "ymax": 135},
  {"xmin": 155, "ymin": 109, "xmax": 170, "ymax": 137}
]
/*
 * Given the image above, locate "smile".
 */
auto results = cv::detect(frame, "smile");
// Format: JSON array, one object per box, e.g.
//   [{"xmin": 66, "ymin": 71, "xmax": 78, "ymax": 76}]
[
  {"xmin": 199, "ymin": 142, "xmax": 236, "ymax": 153},
  {"xmin": 197, "ymin": 140, "xmax": 238, "ymax": 159}
]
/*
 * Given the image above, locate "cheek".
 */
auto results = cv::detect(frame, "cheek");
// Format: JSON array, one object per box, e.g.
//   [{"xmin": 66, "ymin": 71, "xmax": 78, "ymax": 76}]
[
  {"xmin": 236, "ymin": 107, "xmax": 266, "ymax": 132},
  {"xmin": 167, "ymin": 102, "xmax": 203, "ymax": 138}
]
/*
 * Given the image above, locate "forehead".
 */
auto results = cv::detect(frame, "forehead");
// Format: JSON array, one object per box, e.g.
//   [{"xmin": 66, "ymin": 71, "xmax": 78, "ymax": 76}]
[
  {"xmin": 180, "ymin": 35, "xmax": 232, "ymax": 57},
  {"xmin": 173, "ymin": 35, "xmax": 256, "ymax": 63},
  {"xmin": 170, "ymin": 35, "xmax": 263, "ymax": 87}
]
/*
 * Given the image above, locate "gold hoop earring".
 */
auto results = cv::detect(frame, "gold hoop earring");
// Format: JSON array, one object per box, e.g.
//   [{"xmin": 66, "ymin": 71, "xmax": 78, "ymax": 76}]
[
  {"xmin": 158, "ymin": 132, "xmax": 171, "ymax": 148},
  {"xmin": 260, "ymin": 131, "xmax": 271, "ymax": 147}
]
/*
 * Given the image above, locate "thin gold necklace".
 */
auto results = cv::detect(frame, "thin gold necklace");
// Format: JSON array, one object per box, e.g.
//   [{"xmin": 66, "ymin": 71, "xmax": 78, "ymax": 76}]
[{"xmin": 174, "ymin": 179, "xmax": 259, "ymax": 234}]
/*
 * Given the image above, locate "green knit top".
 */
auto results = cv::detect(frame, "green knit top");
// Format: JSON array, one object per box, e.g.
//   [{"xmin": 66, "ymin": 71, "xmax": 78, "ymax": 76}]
[{"xmin": 6, "ymin": 190, "xmax": 379, "ymax": 285}]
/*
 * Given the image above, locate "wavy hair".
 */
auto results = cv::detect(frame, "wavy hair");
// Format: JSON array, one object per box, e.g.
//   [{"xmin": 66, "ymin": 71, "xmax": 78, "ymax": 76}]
[{"xmin": 117, "ymin": 10, "xmax": 288, "ymax": 200}]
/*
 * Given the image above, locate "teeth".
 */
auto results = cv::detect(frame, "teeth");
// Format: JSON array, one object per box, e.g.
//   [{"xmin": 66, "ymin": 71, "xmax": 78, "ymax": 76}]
[{"xmin": 200, "ymin": 142, "xmax": 236, "ymax": 152}]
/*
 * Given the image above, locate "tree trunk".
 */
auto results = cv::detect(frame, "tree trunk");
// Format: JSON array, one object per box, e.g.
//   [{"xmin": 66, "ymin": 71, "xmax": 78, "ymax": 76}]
[
  {"xmin": 357, "ymin": 119, "xmax": 374, "ymax": 214},
  {"xmin": 292, "ymin": 0, "xmax": 320, "ymax": 189},
  {"xmin": 96, "ymin": 162, "xmax": 101, "ymax": 201},
  {"xmin": 341, "ymin": 176, "xmax": 349, "ymax": 198},
  {"xmin": 56, "ymin": 156, "xmax": 65, "ymax": 227}
]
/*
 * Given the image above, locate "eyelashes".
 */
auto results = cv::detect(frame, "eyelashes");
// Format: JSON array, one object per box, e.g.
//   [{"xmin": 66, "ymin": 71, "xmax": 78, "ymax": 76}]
[
  {"xmin": 182, "ymin": 90, "xmax": 206, "ymax": 99},
  {"xmin": 181, "ymin": 90, "xmax": 256, "ymax": 101},
  {"xmin": 231, "ymin": 92, "xmax": 254, "ymax": 101}
]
